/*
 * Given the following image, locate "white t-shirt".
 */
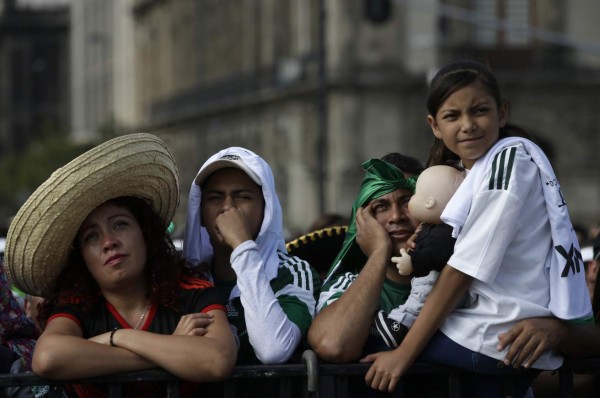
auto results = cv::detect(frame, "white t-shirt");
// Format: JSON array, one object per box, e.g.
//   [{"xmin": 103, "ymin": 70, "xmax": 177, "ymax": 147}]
[{"xmin": 441, "ymin": 144, "xmax": 589, "ymax": 370}]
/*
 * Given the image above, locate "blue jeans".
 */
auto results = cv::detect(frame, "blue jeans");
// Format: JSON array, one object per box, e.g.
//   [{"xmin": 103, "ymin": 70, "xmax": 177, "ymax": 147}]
[{"xmin": 418, "ymin": 331, "xmax": 540, "ymax": 398}]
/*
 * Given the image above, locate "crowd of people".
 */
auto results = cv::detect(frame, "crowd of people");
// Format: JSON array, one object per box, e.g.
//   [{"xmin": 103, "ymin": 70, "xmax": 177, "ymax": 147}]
[{"xmin": 0, "ymin": 59, "xmax": 598, "ymax": 398}]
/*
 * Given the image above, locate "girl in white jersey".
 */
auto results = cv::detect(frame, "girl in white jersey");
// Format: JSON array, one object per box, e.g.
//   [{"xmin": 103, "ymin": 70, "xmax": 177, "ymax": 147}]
[{"xmin": 360, "ymin": 60, "xmax": 593, "ymax": 397}]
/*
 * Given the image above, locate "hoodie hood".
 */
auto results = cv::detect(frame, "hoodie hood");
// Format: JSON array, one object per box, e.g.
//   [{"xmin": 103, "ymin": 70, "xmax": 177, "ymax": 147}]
[{"xmin": 184, "ymin": 147, "xmax": 286, "ymax": 299}]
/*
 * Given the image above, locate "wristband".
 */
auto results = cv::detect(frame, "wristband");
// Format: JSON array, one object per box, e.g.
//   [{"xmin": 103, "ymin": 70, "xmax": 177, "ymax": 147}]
[{"xmin": 110, "ymin": 327, "xmax": 118, "ymax": 347}]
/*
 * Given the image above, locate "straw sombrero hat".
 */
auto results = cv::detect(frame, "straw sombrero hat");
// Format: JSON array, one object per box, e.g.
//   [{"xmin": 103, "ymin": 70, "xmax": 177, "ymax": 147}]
[{"xmin": 5, "ymin": 133, "xmax": 179, "ymax": 297}]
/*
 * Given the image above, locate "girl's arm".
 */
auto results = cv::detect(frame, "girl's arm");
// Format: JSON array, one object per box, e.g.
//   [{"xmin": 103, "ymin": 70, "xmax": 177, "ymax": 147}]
[
  {"xmin": 361, "ymin": 265, "xmax": 472, "ymax": 392},
  {"xmin": 33, "ymin": 317, "xmax": 155, "ymax": 379}
]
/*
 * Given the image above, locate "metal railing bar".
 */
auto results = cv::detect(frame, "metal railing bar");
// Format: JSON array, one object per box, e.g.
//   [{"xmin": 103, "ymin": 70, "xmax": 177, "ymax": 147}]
[
  {"xmin": 302, "ymin": 349, "xmax": 319, "ymax": 392},
  {"xmin": 0, "ymin": 356, "xmax": 596, "ymax": 397},
  {"xmin": 107, "ymin": 383, "xmax": 121, "ymax": 398}
]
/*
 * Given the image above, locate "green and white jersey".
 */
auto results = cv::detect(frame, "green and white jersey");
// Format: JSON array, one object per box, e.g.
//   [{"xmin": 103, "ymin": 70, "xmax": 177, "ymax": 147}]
[
  {"xmin": 441, "ymin": 142, "xmax": 591, "ymax": 370},
  {"xmin": 224, "ymin": 243, "xmax": 321, "ymax": 364},
  {"xmin": 317, "ymin": 271, "xmax": 411, "ymax": 339}
]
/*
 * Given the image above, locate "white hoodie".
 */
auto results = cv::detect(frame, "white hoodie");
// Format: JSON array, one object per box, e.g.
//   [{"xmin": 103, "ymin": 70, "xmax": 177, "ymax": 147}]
[{"xmin": 184, "ymin": 147, "xmax": 312, "ymax": 364}]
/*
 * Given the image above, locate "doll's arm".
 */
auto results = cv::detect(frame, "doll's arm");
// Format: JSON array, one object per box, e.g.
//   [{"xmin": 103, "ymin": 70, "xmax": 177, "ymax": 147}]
[{"xmin": 392, "ymin": 248, "xmax": 413, "ymax": 276}]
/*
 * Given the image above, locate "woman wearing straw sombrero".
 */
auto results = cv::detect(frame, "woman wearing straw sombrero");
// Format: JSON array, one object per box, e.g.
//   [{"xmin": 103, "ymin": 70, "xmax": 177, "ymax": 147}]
[{"xmin": 4, "ymin": 134, "xmax": 236, "ymax": 396}]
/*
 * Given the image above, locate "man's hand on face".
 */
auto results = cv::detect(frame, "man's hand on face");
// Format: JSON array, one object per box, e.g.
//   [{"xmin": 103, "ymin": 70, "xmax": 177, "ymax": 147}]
[
  {"xmin": 355, "ymin": 204, "xmax": 392, "ymax": 257},
  {"xmin": 214, "ymin": 207, "xmax": 254, "ymax": 249}
]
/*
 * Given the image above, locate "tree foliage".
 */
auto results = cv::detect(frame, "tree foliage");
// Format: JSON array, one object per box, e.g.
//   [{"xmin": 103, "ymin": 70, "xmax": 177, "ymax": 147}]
[{"xmin": 0, "ymin": 134, "xmax": 96, "ymax": 228}]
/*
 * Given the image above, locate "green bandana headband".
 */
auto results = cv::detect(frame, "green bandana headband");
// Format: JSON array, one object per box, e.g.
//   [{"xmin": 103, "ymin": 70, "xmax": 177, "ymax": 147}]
[
  {"xmin": 324, "ymin": 159, "xmax": 418, "ymax": 283},
  {"xmin": 167, "ymin": 222, "xmax": 175, "ymax": 235}
]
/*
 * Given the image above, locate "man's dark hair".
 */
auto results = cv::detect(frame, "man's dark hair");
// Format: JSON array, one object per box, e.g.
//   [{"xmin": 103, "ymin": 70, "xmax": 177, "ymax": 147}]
[{"xmin": 381, "ymin": 152, "xmax": 425, "ymax": 175}]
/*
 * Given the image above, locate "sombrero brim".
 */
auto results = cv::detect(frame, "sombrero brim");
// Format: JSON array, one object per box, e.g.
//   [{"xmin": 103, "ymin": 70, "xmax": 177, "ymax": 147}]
[
  {"xmin": 5, "ymin": 133, "xmax": 179, "ymax": 297},
  {"xmin": 286, "ymin": 226, "xmax": 348, "ymax": 277}
]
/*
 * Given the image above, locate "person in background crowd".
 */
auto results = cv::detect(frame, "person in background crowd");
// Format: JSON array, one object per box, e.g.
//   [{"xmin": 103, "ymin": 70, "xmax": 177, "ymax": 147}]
[
  {"xmin": 591, "ymin": 233, "xmax": 600, "ymax": 316},
  {"xmin": 584, "ymin": 232, "xmax": 599, "ymax": 300},
  {"xmin": 24, "ymin": 295, "xmax": 44, "ymax": 330},
  {"xmin": 573, "ymin": 223, "xmax": 590, "ymax": 247},
  {"xmin": 0, "ymin": 260, "xmax": 38, "ymax": 398}
]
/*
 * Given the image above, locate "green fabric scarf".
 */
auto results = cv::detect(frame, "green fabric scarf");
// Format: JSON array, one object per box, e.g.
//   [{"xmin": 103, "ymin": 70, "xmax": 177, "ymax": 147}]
[{"xmin": 324, "ymin": 159, "xmax": 418, "ymax": 283}]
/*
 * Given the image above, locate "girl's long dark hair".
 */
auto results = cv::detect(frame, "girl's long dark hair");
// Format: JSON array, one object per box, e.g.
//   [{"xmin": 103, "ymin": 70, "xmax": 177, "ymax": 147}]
[
  {"xmin": 425, "ymin": 60, "xmax": 533, "ymax": 167},
  {"xmin": 38, "ymin": 197, "xmax": 186, "ymax": 327}
]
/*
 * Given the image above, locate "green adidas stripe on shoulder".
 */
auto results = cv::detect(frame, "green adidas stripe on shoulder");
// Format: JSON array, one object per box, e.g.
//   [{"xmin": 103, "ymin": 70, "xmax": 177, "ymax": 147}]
[
  {"xmin": 489, "ymin": 146, "xmax": 517, "ymax": 190},
  {"xmin": 276, "ymin": 252, "xmax": 314, "ymax": 291},
  {"xmin": 328, "ymin": 272, "xmax": 355, "ymax": 291}
]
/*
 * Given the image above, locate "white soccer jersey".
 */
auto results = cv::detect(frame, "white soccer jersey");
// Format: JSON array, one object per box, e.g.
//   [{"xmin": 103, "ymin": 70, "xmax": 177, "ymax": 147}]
[{"xmin": 441, "ymin": 143, "xmax": 591, "ymax": 370}]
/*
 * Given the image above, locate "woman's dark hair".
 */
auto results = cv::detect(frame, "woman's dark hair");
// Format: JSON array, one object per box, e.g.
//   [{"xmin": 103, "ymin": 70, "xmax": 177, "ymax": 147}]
[
  {"xmin": 425, "ymin": 59, "xmax": 532, "ymax": 167},
  {"xmin": 39, "ymin": 197, "xmax": 185, "ymax": 327}
]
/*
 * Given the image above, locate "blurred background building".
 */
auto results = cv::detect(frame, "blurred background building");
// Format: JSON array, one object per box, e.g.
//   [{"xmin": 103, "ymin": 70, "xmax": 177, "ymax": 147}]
[
  {"xmin": 0, "ymin": 0, "xmax": 69, "ymax": 157},
  {"xmin": 1, "ymin": 0, "xmax": 600, "ymax": 241}
]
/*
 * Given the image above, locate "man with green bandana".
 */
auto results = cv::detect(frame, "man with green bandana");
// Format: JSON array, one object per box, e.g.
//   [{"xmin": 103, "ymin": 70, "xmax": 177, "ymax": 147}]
[{"xmin": 308, "ymin": 153, "xmax": 424, "ymax": 363}]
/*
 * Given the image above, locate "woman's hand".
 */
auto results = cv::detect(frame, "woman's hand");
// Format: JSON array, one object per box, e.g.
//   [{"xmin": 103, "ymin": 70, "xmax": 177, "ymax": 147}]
[
  {"xmin": 173, "ymin": 313, "xmax": 214, "ymax": 336},
  {"xmin": 497, "ymin": 317, "xmax": 568, "ymax": 368}
]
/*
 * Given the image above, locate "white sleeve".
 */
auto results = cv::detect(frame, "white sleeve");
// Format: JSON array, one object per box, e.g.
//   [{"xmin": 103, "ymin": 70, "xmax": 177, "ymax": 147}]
[
  {"xmin": 230, "ymin": 241, "xmax": 301, "ymax": 364},
  {"xmin": 449, "ymin": 147, "xmax": 536, "ymax": 282}
]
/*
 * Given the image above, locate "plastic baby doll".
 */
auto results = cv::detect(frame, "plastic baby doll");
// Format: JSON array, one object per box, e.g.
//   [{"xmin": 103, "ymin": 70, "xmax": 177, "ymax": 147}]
[{"xmin": 374, "ymin": 165, "xmax": 465, "ymax": 348}]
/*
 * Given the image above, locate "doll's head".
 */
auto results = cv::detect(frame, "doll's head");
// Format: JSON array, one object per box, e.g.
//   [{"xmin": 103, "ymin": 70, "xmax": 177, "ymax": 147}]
[{"xmin": 407, "ymin": 165, "xmax": 464, "ymax": 224}]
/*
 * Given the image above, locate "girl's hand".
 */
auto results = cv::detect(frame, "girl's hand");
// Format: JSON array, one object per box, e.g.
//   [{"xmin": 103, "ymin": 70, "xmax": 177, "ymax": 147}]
[
  {"xmin": 173, "ymin": 313, "xmax": 214, "ymax": 336},
  {"xmin": 360, "ymin": 350, "xmax": 409, "ymax": 393}
]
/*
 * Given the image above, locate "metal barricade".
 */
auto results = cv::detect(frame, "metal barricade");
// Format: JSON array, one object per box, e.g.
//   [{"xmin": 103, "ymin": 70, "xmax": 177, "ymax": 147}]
[{"xmin": 0, "ymin": 353, "xmax": 597, "ymax": 397}]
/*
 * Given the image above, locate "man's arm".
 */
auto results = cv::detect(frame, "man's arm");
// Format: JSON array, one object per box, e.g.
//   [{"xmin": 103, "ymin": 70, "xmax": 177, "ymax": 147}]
[
  {"xmin": 308, "ymin": 205, "xmax": 391, "ymax": 363},
  {"xmin": 231, "ymin": 242, "xmax": 305, "ymax": 364},
  {"xmin": 216, "ymin": 208, "xmax": 306, "ymax": 364},
  {"xmin": 560, "ymin": 322, "xmax": 600, "ymax": 357},
  {"xmin": 498, "ymin": 318, "xmax": 600, "ymax": 366}
]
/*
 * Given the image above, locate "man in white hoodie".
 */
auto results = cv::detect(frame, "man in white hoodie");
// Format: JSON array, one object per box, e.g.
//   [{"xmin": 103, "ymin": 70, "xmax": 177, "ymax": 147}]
[{"xmin": 184, "ymin": 147, "xmax": 321, "ymax": 365}]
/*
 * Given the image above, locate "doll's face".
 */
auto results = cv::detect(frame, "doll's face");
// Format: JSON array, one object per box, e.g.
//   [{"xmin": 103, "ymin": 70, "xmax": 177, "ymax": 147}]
[{"xmin": 408, "ymin": 166, "xmax": 464, "ymax": 224}]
